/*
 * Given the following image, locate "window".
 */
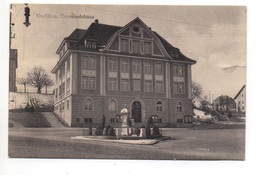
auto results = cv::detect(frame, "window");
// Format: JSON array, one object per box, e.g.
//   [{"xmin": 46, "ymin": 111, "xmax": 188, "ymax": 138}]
[
  {"xmin": 158, "ymin": 119, "xmax": 162, "ymax": 123},
  {"xmin": 173, "ymin": 82, "xmax": 185, "ymax": 94},
  {"xmin": 81, "ymin": 55, "xmax": 96, "ymax": 70},
  {"xmin": 178, "ymin": 65, "xmax": 184, "ymax": 76},
  {"xmin": 67, "ymin": 59, "xmax": 70, "ymax": 71},
  {"xmin": 84, "ymin": 99, "xmax": 93, "ymax": 111},
  {"xmin": 61, "ymin": 64, "xmax": 66, "ymax": 78},
  {"xmin": 67, "ymin": 99, "xmax": 69, "ymax": 109},
  {"xmin": 110, "ymin": 118, "xmax": 115, "ymax": 123},
  {"xmin": 155, "ymin": 81, "xmax": 164, "ymax": 93},
  {"xmin": 76, "ymin": 118, "xmax": 80, "ymax": 123},
  {"xmin": 120, "ymin": 60, "xmax": 129, "ymax": 72},
  {"xmin": 155, "ymin": 63, "xmax": 163, "ymax": 75},
  {"xmin": 156, "ymin": 101, "xmax": 163, "ymax": 112},
  {"xmin": 173, "ymin": 64, "xmax": 184, "ymax": 77},
  {"xmin": 132, "ymin": 40, "xmax": 141, "ymax": 53},
  {"xmin": 120, "ymin": 39, "xmax": 129, "ymax": 52},
  {"xmin": 184, "ymin": 115, "xmax": 193, "ymax": 123},
  {"xmin": 176, "ymin": 102, "xmax": 183, "ymax": 112},
  {"xmin": 108, "ymin": 78, "xmax": 117, "ymax": 91},
  {"xmin": 144, "ymin": 42, "xmax": 152, "ymax": 55},
  {"xmin": 144, "ymin": 80, "xmax": 153, "ymax": 92},
  {"xmin": 144, "ymin": 62, "xmax": 152, "ymax": 74},
  {"xmin": 177, "ymin": 119, "xmax": 183, "ymax": 123},
  {"xmin": 55, "ymin": 88, "xmax": 58, "ymax": 99},
  {"xmin": 84, "ymin": 118, "xmax": 93, "ymax": 123},
  {"xmin": 82, "ymin": 76, "xmax": 95, "ymax": 90},
  {"xmin": 108, "ymin": 99, "xmax": 116, "ymax": 111},
  {"xmin": 84, "ymin": 40, "xmax": 96, "ymax": 49},
  {"xmin": 121, "ymin": 79, "xmax": 129, "ymax": 91},
  {"xmin": 108, "ymin": 58, "xmax": 117, "ymax": 72},
  {"xmin": 133, "ymin": 80, "xmax": 141, "ymax": 91},
  {"xmin": 132, "ymin": 60, "xmax": 141, "ymax": 73},
  {"xmin": 66, "ymin": 78, "xmax": 70, "ymax": 93}
]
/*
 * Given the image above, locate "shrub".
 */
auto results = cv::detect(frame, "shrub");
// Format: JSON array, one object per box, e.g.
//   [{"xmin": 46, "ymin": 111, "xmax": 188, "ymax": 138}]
[
  {"xmin": 136, "ymin": 126, "xmax": 140, "ymax": 136},
  {"xmin": 145, "ymin": 126, "xmax": 151, "ymax": 136},
  {"xmin": 153, "ymin": 125, "xmax": 160, "ymax": 135},
  {"xmin": 108, "ymin": 127, "xmax": 116, "ymax": 136},
  {"xmin": 105, "ymin": 125, "xmax": 111, "ymax": 136},
  {"xmin": 95, "ymin": 126, "xmax": 103, "ymax": 136}
]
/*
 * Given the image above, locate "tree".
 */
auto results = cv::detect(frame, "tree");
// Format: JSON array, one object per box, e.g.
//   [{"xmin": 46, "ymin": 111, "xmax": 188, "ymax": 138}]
[
  {"xmin": 27, "ymin": 66, "xmax": 53, "ymax": 93},
  {"xmin": 17, "ymin": 77, "xmax": 29, "ymax": 92},
  {"xmin": 44, "ymin": 79, "xmax": 54, "ymax": 94},
  {"xmin": 191, "ymin": 81, "xmax": 203, "ymax": 101}
]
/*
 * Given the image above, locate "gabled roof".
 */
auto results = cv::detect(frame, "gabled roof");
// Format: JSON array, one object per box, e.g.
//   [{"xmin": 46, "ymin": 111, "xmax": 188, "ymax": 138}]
[
  {"xmin": 234, "ymin": 84, "xmax": 246, "ymax": 99},
  {"xmin": 63, "ymin": 17, "xmax": 196, "ymax": 64}
]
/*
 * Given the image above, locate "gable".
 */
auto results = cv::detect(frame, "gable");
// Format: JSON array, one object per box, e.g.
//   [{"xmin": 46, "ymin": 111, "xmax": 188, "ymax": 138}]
[{"xmin": 106, "ymin": 18, "xmax": 166, "ymax": 57}]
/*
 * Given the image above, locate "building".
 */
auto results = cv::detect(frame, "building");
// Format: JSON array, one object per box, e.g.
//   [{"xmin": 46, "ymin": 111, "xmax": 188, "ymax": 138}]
[
  {"xmin": 234, "ymin": 85, "xmax": 246, "ymax": 113},
  {"xmin": 51, "ymin": 17, "xmax": 196, "ymax": 127},
  {"xmin": 9, "ymin": 49, "xmax": 18, "ymax": 92},
  {"xmin": 213, "ymin": 95, "xmax": 236, "ymax": 112}
]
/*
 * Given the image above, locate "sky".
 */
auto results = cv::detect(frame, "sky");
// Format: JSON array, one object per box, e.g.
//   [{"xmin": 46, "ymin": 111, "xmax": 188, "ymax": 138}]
[{"xmin": 10, "ymin": 4, "xmax": 246, "ymax": 98}]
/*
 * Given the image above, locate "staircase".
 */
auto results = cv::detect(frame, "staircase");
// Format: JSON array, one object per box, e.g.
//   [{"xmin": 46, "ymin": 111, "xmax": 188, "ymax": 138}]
[
  {"xmin": 213, "ymin": 111, "xmax": 230, "ymax": 121},
  {"xmin": 41, "ymin": 112, "xmax": 64, "ymax": 127}
]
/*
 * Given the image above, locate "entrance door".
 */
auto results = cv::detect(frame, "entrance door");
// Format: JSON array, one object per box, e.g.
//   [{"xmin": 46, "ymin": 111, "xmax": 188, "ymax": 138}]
[{"xmin": 132, "ymin": 101, "xmax": 141, "ymax": 123}]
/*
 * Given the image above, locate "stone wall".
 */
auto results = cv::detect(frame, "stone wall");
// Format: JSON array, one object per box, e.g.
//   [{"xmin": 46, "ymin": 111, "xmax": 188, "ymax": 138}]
[{"xmin": 9, "ymin": 92, "xmax": 54, "ymax": 110}]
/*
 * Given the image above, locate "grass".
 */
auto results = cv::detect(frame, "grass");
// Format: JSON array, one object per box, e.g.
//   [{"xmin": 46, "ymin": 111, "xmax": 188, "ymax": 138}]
[{"xmin": 9, "ymin": 112, "xmax": 51, "ymax": 128}]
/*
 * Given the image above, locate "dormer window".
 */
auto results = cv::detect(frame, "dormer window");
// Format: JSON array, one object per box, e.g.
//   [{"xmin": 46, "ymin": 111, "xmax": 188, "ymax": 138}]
[
  {"xmin": 84, "ymin": 40, "xmax": 97, "ymax": 49},
  {"xmin": 171, "ymin": 50, "xmax": 179, "ymax": 58}
]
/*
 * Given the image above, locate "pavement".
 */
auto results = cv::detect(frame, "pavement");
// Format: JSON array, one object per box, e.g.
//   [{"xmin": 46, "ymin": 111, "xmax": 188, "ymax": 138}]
[{"xmin": 71, "ymin": 135, "xmax": 171, "ymax": 145}]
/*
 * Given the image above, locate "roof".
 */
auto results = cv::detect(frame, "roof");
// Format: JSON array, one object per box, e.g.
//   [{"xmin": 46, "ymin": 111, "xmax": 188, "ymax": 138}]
[
  {"xmin": 153, "ymin": 31, "xmax": 196, "ymax": 63},
  {"xmin": 234, "ymin": 85, "xmax": 246, "ymax": 99},
  {"xmin": 65, "ymin": 29, "xmax": 86, "ymax": 41},
  {"xmin": 64, "ymin": 18, "xmax": 196, "ymax": 63},
  {"xmin": 70, "ymin": 23, "xmax": 121, "ymax": 50}
]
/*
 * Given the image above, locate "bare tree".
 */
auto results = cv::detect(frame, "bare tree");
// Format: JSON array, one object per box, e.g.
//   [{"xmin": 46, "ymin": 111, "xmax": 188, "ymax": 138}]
[
  {"xmin": 44, "ymin": 79, "xmax": 54, "ymax": 94},
  {"xmin": 191, "ymin": 81, "xmax": 203, "ymax": 101},
  {"xmin": 17, "ymin": 77, "xmax": 29, "ymax": 92},
  {"xmin": 27, "ymin": 66, "xmax": 53, "ymax": 94}
]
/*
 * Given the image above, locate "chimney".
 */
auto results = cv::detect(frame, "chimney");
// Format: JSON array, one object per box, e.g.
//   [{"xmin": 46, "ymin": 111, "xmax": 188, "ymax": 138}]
[{"xmin": 94, "ymin": 19, "xmax": 99, "ymax": 24}]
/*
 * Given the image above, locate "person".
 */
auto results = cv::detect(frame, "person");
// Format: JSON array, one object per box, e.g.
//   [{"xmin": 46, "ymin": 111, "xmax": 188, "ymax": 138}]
[{"xmin": 101, "ymin": 115, "xmax": 106, "ymax": 129}]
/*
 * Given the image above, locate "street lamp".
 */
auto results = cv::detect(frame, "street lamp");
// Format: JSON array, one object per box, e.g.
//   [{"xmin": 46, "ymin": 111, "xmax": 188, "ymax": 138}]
[{"xmin": 23, "ymin": 4, "xmax": 31, "ymax": 27}]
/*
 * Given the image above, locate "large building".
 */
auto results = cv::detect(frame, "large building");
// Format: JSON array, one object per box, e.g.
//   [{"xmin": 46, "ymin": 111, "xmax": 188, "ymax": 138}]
[
  {"xmin": 9, "ymin": 49, "xmax": 18, "ymax": 92},
  {"xmin": 52, "ymin": 17, "xmax": 196, "ymax": 127}
]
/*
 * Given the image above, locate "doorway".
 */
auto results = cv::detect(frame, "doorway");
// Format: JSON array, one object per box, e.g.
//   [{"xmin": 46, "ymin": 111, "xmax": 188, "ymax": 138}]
[{"xmin": 132, "ymin": 101, "xmax": 141, "ymax": 123}]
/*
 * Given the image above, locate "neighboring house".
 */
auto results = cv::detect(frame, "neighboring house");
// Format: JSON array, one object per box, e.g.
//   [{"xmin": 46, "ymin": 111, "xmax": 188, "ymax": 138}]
[
  {"xmin": 234, "ymin": 85, "xmax": 246, "ymax": 113},
  {"xmin": 213, "ymin": 95, "xmax": 236, "ymax": 112},
  {"xmin": 51, "ymin": 17, "xmax": 196, "ymax": 127},
  {"xmin": 9, "ymin": 49, "xmax": 18, "ymax": 92}
]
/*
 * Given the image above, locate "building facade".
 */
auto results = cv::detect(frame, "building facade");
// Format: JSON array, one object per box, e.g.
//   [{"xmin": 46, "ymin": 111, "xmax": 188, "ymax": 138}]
[
  {"xmin": 9, "ymin": 49, "xmax": 18, "ymax": 92},
  {"xmin": 52, "ymin": 17, "xmax": 196, "ymax": 127},
  {"xmin": 234, "ymin": 85, "xmax": 246, "ymax": 113}
]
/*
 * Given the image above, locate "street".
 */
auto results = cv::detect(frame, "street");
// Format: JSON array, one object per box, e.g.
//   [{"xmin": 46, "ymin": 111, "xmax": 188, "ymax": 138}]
[{"xmin": 8, "ymin": 126, "xmax": 245, "ymax": 160}]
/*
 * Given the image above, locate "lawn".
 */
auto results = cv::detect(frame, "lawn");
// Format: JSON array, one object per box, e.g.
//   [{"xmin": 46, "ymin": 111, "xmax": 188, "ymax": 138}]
[{"xmin": 9, "ymin": 112, "xmax": 51, "ymax": 128}]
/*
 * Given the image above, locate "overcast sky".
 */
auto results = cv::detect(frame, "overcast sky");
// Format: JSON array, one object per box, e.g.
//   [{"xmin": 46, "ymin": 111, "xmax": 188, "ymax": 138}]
[{"xmin": 11, "ymin": 4, "xmax": 246, "ymax": 98}]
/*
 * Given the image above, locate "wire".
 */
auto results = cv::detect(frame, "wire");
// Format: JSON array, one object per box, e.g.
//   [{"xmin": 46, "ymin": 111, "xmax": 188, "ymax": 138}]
[{"xmin": 86, "ymin": 6, "xmax": 243, "ymax": 32}]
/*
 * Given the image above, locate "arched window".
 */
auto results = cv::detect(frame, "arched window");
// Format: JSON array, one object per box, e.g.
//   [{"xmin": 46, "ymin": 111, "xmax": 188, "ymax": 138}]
[
  {"xmin": 85, "ymin": 98, "xmax": 93, "ymax": 111},
  {"xmin": 176, "ymin": 102, "xmax": 183, "ymax": 112},
  {"xmin": 108, "ymin": 99, "xmax": 116, "ymax": 111},
  {"xmin": 156, "ymin": 101, "xmax": 163, "ymax": 112}
]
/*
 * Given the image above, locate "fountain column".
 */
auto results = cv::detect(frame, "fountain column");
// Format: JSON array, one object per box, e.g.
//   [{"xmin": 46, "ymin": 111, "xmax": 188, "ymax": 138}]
[{"xmin": 120, "ymin": 107, "xmax": 130, "ymax": 136}]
